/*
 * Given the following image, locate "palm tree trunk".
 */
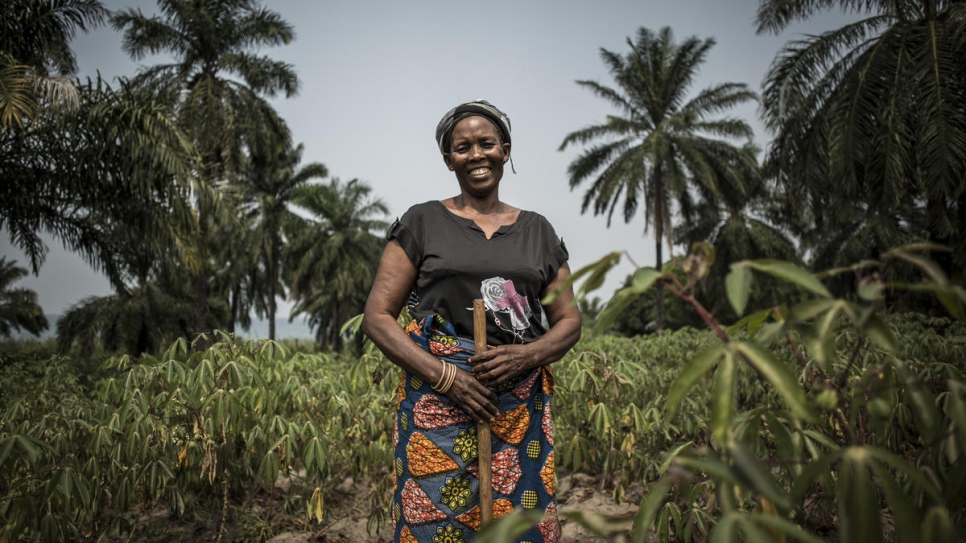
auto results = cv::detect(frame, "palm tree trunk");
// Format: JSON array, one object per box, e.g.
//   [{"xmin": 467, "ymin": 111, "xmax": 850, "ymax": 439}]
[
  {"xmin": 195, "ymin": 213, "xmax": 209, "ymax": 336},
  {"xmin": 653, "ymin": 166, "xmax": 666, "ymax": 330},
  {"xmin": 228, "ymin": 284, "xmax": 239, "ymax": 335},
  {"xmin": 268, "ymin": 239, "xmax": 278, "ymax": 341}
]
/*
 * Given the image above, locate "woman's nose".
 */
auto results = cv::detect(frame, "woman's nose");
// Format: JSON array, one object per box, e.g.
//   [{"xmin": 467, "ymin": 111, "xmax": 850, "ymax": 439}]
[{"xmin": 468, "ymin": 145, "xmax": 484, "ymax": 159}]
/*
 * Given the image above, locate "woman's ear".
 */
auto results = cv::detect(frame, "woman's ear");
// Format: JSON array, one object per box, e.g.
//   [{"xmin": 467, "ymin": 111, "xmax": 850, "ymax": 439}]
[
  {"xmin": 443, "ymin": 153, "xmax": 454, "ymax": 170},
  {"xmin": 502, "ymin": 142, "xmax": 511, "ymax": 160}
]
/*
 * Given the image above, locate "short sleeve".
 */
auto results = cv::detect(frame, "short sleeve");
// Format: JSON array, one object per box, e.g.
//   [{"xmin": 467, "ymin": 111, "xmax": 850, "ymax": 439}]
[
  {"xmin": 546, "ymin": 238, "xmax": 569, "ymax": 285},
  {"xmin": 387, "ymin": 218, "xmax": 420, "ymax": 266}
]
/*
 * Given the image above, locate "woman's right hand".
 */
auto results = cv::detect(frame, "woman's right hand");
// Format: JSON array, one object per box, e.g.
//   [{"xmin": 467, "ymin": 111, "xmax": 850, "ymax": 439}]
[{"xmin": 444, "ymin": 367, "xmax": 499, "ymax": 423}]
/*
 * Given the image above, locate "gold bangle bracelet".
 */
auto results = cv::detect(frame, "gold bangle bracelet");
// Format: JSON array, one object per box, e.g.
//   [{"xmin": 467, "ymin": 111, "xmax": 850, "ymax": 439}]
[
  {"xmin": 433, "ymin": 361, "xmax": 457, "ymax": 394},
  {"xmin": 432, "ymin": 360, "xmax": 448, "ymax": 391}
]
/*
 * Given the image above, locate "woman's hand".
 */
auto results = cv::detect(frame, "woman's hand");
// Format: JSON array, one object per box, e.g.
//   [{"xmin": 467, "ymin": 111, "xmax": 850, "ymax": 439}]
[
  {"xmin": 443, "ymin": 367, "xmax": 500, "ymax": 423},
  {"xmin": 468, "ymin": 344, "xmax": 537, "ymax": 387}
]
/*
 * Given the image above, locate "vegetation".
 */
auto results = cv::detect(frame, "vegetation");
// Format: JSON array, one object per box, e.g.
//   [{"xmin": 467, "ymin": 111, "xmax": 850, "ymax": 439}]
[
  {"xmin": 0, "ymin": 258, "xmax": 48, "ymax": 338},
  {"xmin": 3, "ymin": 0, "xmax": 966, "ymax": 541},
  {"xmin": 2, "ymin": 248, "xmax": 964, "ymax": 541},
  {"xmin": 756, "ymin": 0, "xmax": 966, "ymax": 284},
  {"xmin": 559, "ymin": 26, "xmax": 758, "ymax": 329}
]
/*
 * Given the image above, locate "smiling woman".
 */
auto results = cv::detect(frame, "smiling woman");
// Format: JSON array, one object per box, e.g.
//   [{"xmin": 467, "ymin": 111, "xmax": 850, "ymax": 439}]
[{"xmin": 362, "ymin": 100, "xmax": 582, "ymax": 543}]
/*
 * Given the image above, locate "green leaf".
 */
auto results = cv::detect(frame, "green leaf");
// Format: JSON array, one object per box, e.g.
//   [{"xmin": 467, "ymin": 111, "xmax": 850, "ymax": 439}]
[
  {"xmin": 729, "ymin": 440, "xmax": 792, "ymax": 510},
  {"xmin": 631, "ymin": 479, "xmax": 671, "ymax": 543},
  {"xmin": 667, "ymin": 344, "xmax": 725, "ymax": 419},
  {"xmin": 862, "ymin": 313, "xmax": 897, "ymax": 352},
  {"xmin": 542, "ymin": 251, "xmax": 622, "ymax": 305},
  {"xmin": 711, "ymin": 352, "xmax": 736, "ymax": 445},
  {"xmin": 726, "ymin": 308, "xmax": 773, "ymax": 336},
  {"xmin": 893, "ymin": 361, "xmax": 941, "ymax": 444},
  {"xmin": 745, "ymin": 513, "xmax": 826, "ymax": 543},
  {"xmin": 734, "ymin": 341, "xmax": 816, "ymax": 422},
  {"xmin": 592, "ymin": 268, "xmax": 664, "ymax": 335},
  {"xmin": 921, "ymin": 506, "xmax": 957, "ymax": 543},
  {"xmin": 839, "ymin": 448, "xmax": 882, "ymax": 543},
  {"xmin": 763, "ymin": 413, "xmax": 801, "ymax": 479},
  {"xmin": 868, "ymin": 457, "xmax": 920, "ymax": 543},
  {"xmin": 864, "ymin": 447, "xmax": 943, "ymax": 504},
  {"xmin": 948, "ymin": 381, "xmax": 966, "ymax": 457},
  {"xmin": 747, "ymin": 260, "xmax": 831, "ymax": 298},
  {"xmin": 658, "ymin": 442, "xmax": 692, "ymax": 476},
  {"xmin": 475, "ymin": 509, "xmax": 545, "ymax": 543},
  {"xmin": 711, "ymin": 512, "xmax": 740, "ymax": 542},
  {"xmin": 725, "ymin": 263, "xmax": 752, "ymax": 316},
  {"xmin": 786, "ymin": 299, "xmax": 838, "ymax": 323}
]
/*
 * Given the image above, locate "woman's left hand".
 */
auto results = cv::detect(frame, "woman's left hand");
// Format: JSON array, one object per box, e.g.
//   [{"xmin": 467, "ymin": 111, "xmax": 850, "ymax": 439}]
[{"xmin": 468, "ymin": 344, "xmax": 537, "ymax": 387}]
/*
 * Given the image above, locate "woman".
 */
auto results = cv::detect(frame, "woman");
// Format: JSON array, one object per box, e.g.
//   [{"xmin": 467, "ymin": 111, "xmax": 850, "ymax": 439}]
[{"xmin": 362, "ymin": 100, "xmax": 581, "ymax": 543}]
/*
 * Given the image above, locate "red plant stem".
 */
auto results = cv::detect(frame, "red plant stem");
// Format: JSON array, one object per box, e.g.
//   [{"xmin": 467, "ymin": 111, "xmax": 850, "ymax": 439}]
[{"xmin": 662, "ymin": 281, "xmax": 729, "ymax": 342}]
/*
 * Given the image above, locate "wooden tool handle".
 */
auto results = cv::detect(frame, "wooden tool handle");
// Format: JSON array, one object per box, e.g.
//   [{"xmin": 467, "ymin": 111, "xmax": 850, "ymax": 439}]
[{"xmin": 473, "ymin": 299, "xmax": 493, "ymax": 526}]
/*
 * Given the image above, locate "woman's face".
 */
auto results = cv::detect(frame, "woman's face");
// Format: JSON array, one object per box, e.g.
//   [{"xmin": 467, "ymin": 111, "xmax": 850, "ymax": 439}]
[{"xmin": 443, "ymin": 116, "xmax": 510, "ymax": 198}]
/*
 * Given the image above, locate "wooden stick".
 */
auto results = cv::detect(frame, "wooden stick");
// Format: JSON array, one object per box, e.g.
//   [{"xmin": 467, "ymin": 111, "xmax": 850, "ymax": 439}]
[{"xmin": 473, "ymin": 299, "xmax": 493, "ymax": 526}]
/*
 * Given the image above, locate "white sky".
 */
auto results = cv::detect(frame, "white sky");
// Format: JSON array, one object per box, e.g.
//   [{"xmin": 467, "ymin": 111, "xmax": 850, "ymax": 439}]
[{"xmin": 2, "ymin": 0, "xmax": 856, "ymax": 319}]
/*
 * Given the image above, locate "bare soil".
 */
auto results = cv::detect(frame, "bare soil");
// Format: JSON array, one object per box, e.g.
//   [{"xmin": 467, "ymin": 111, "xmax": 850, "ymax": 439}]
[{"xmin": 138, "ymin": 471, "xmax": 651, "ymax": 543}]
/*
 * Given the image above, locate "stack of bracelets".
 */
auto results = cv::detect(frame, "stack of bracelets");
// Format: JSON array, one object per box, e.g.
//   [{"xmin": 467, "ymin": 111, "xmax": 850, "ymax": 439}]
[{"xmin": 431, "ymin": 361, "xmax": 458, "ymax": 394}]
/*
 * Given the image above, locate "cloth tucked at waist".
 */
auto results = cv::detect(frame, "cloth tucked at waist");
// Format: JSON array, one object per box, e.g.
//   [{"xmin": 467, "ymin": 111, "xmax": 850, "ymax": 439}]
[{"xmin": 390, "ymin": 313, "xmax": 560, "ymax": 542}]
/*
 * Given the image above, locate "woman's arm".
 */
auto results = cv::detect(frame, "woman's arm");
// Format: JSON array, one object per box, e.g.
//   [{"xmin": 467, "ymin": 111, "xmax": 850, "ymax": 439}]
[
  {"xmin": 362, "ymin": 241, "xmax": 500, "ymax": 422},
  {"xmin": 468, "ymin": 263, "xmax": 581, "ymax": 387}
]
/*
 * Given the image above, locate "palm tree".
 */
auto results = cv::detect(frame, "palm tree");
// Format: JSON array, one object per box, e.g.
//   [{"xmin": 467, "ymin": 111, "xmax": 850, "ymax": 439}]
[
  {"xmin": 757, "ymin": 0, "xmax": 966, "ymax": 282},
  {"xmin": 0, "ymin": 0, "xmax": 106, "ymax": 128},
  {"xmin": 285, "ymin": 179, "xmax": 388, "ymax": 348},
  {"xmin": 238, "ymin": 142, "xmax": 328, "ymax": 340},
  {"xmin": 559, "ymin": 26, "xmax": 757, "ymax": 328},
  {"xmin": 112, "ymin": 0, "xmax": 300, "ymax": 334},
  {"xmin": 1, "ymin": 76, "xmax": 197, "ymax": 285},
  {"xmin": 0, "ymin": 258, "xmax": 48, "ymax": 338}
]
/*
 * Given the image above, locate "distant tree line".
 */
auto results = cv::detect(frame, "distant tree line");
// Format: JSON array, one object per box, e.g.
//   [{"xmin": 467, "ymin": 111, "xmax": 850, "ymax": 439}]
[{"xmin": 1, "ymin": 0, "xmax": 387, "ymax": 352}]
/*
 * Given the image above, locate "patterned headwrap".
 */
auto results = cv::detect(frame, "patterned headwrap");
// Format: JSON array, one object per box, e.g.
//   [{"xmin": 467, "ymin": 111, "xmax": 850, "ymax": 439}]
[{"xmin": 435, "ymin": 99, "xmax": 512, "ymax": 154}]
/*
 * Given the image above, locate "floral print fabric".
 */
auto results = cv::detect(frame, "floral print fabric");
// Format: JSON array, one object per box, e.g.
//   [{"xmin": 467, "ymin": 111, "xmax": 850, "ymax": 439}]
[{"xmin": 392, "ymin": 314, "xmax": 559, "ymax": 543}]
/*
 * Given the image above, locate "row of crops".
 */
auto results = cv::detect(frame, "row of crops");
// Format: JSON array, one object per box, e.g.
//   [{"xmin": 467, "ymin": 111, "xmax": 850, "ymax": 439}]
[{"xmin": 2, "ymin": 309, "xmax": 965, "ymax": 541}]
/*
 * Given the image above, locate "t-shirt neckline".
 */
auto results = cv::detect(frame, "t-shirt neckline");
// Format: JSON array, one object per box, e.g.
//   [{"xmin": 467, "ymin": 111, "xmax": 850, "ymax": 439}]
[{"xmin": 433, "ymin": 200, "xmax": 526, "ymax": 239}]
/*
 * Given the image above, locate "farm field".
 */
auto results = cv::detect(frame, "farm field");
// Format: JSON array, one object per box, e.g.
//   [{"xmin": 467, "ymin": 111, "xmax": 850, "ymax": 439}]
[{"xmin": 3, "ymin": 311, "xmax": 965, "ymax": 542}]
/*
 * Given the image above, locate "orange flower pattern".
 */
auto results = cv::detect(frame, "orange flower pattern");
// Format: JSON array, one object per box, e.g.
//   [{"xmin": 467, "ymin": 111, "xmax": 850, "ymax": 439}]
[
  {"xmin": 491, "ymin": 405, "xmax": 530, "ymax": 445},
  {"xmin": 394, "ymin": 314, "xmax": 557, "ymax": 542},
  {"xmin": 407, "ymin": 432, "xmax": 459, "ymax": 478}
]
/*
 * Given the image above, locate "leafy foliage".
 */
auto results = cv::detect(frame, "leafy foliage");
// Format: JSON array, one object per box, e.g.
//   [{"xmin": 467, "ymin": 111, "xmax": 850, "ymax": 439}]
[
  {"xmin": 757, "ymin": 0, "xmax": 966, "ymax": 282},
  {"xmin": 0, "ymin": 0, "xmax": 107, "ymax": 128},
  {"xmin": 0, "ymin": 332, "xmax": 396, "ymax": 542},
  {"xmin": 0, "ymin": 258, "xmax": 48, "ymax": 338},
  {"xmin": 538, "ymin": 242, "xmax": 966, "ymax": 542},
  {"xmin": 560, "ymin": 25, "xmax": 758, "ymax": 328},
  {"xmin": 285, "ymin": 178, "xmax": 389, "ymax": 348}
]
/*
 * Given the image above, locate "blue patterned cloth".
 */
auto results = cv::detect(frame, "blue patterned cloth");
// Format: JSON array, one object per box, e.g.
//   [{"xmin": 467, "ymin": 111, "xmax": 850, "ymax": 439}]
[{"xmin": 391, "ymin": 314, "xmax": 560, "ymax": 543}]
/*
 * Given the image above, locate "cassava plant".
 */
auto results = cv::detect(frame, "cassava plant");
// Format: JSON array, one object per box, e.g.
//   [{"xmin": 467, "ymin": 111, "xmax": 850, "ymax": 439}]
[{"xmin": 528, "ymin": 242, "xmax": 966, "ymax": 543}]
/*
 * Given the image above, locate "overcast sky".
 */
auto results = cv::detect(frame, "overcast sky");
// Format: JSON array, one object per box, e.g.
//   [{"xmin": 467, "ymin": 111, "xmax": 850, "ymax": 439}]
[{"xmin": 2, "ymin": 0, "xmax": 856, "ymax": 321}]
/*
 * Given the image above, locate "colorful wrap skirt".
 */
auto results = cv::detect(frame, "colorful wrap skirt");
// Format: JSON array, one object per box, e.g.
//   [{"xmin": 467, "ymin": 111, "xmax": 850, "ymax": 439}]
[{"xmin": 392, "ymin": 314, "xmax": 560, "ymax": 543}]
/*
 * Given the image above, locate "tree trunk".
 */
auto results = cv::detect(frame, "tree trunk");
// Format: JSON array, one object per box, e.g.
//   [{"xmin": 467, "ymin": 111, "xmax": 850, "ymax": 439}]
[
  {"xmin": 195, "ymin": 208, "xmax": 210, "ymax": 338},
  {"xmin": 268, "ymin": 239, "xmax": 278, "ymax": 341},
  {"xmin": 228, "ymin": 283, "xmax": 239, "ymax": 335},
  {"xmin": 653, "ymin": 167, "xmax": 666, "ymax": 330}
]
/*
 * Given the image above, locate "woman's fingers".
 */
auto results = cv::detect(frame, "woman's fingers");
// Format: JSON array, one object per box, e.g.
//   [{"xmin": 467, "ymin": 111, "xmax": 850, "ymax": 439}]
[{"xmin": 449, "ymin": 369, "xmax": 498, "ymax": 422}]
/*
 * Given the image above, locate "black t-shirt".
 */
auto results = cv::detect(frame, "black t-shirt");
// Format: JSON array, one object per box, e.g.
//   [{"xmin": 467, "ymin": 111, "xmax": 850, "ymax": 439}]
[{"xmin": 388, "ymin": 200, "xmax": 568, "ymax": 345}]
